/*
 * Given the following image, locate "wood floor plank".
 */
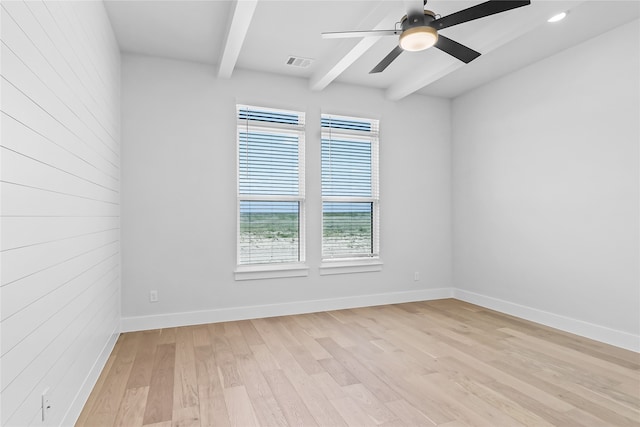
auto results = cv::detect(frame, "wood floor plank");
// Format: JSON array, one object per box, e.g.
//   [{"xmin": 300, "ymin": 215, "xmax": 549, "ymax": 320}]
[
  {"xmin": 290, "ymin": 312, "xmax": 328, "ymax": 339},
  {"xmin": 227, "ymin": 334, "xmax": 252, "ymax": 357},
  {"xmin": 173, "ymin": 327, "xmax": 199, "ymax": 410},
  {"xmin": 404, "ymin": 373, "xmax": 498, "ymax": 427},
  {"xmin": 350, "ymin": 340, "xmax": 433, "ymax": 379},
  {"xmin": 78, "ymin": 300, "xmax": 640, "ymax": 427},
  {"xmin": 223, "ymin": 321, "xmax": 243, "ymax": 337},
  {"xmin": 317, "ymin": 357, "xmax": 360, "ymax": 387},
  {"xmin": 287, "ymin": 344, "xmax": 325, "ymax": 375},
  {"xmin": 158, "ymin": 328, "xmax": 177, "ymax": 344},
  {"xmin": 310, "ymin": 371, "xmax": 346, "ymax": 400},
  {"xmin": 480, "ymin": 307, "xmax": 639, "ymax": 367},
  {"xmin": 79, "ymin": 333, "xmax": 139, "ymax": 427},
  {"xmin": 75, "ymin": 340, "xmax": 118, "ymax": 426},
  {"xmin": 249, "ymin": 343, "xmax": 281, "ymax": 372},
  {"xmin": 280, "ymin": 356, "xmax": 348, "ymax": 427},
  {"xmin": 194, "ymin": 343, "xmax": 228, "ymax": 426},
  {"xmin": 191, "ymin": 326, "xmax": 211, "ymax": 347},
  {"xmin": 247, "ymin": 396, "xmax": 289, "ymax": 427},
  {"xmin": 113, "ymin": 387, "xmax": 149, "ymax": 427},
  {"xmin": 264, "ymin": 317, "xmax": 301, "ymax": 348},
  {"xmin": 501, "ymin": 340, "xmax": 639, "ymax": 413},
  {"xmin": 222, "ymin": 386, "xmax": 260, "ymax": 427},
  {"xmin": 437, "ymin": 421, "xmax": 471, "ymax": 427},
  {"xmin": 279, "ymin": 316, "xmax": 332, "ymax": 360},
  {"xmin": 385, "ymin": 399, "xmax": 437, "ymax": 426},
  {"xmin": 490, "ymin": 358, "xmax": 640, "ymax": 426},
  {"xmin": 170, "ymin": 405, "xmax": 200, "ymax": 427},
  {"xmin": 236, "ymin": 320, "xmax": 265, "ymax": 346},
  {"xmin": 209, "ymin": 327, "xmax": 243, "ymax": 389},
  {"xmin": 251, "ymin": 317, "xmax": 308, "ymax": 372},
  {"xmin": 428, "ymin": 372, "xmax": 528, "ymax": 426},
  {"xmin": 262, "ymin": 369, "xmax": 318, "ymax": 426},
  {"xmin": 329, "ymin": 396, "xmax": 377, "ymax": 427},
  {"xmin": 502, "ymin": 327, "xmax": 639, "ymax": 382},
  {"xmin": 127, "ymin": 330, "xmax": 161, "ymax": 389},
  {"xmin": 485, "ymin": 380, "xmax": 593, "ymax": 427},
  {"xmin": 342, "ymin": 383, "xmax": 398, "ymax": 425},
  {"xmin": 436, "ymin": 362, "xmax": 556, "ymax": 427},
  {"xmin": 142, "ymin": 422, "xmax": 172, "ymax": 427},
  {"xmin": 309, "ymin": 312, "xmax": 356, "ymax": 347},
  {"xmin": 196, "ymin": 382, "xmax": 229, "ymax": 427},
  {"xmin": 317, "ymin": 336, "xmax": 400, "ymax": 402},
  {"xmin": 235, "ymin": 353, "xmax": 288, "ymax": 426},
  {"xmin": 142, "ymin": 343, "xmax": 176, "ymax": 425},
  {"xmin": 430, "ymin": 340, "xmax": 576, "ymax": 413}
]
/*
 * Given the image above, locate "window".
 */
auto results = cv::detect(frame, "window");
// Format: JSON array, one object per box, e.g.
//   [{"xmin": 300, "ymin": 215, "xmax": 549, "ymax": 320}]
[
  {"xmin": 321, "ymin": 114, "xmax": 379, "ymax": 261},
  {"xmin": 237, "ymin": 105, "xmax": 305, "ymax": 267}
]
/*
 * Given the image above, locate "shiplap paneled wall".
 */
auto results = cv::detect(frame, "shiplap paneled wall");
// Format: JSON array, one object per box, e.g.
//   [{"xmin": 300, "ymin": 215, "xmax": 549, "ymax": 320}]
[{"xmin": 1, "ymin": 1, "xmax": 120, "ymax": 425}]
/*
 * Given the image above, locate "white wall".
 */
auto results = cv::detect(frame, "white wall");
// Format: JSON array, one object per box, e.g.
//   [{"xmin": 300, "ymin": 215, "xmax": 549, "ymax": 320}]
[
  {"xmin": 120, "ymin": 54, "xmax": 452, "ymax": 329},
  {"xmin": 452, "ymin": 20, "xmax": 640, "ymax": 351},
  {"xmin": 1, "ymin": 1, "xmax": 121, "ymax": 425}
]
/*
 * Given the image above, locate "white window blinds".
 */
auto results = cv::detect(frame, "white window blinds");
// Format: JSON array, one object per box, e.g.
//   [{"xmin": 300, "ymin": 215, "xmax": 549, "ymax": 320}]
[
  {"xmin": 321, "ymin": 114, "xmax": 379, "ymax": 259},
  {"xmin": 237, "ymin": 105, "xmax": 305, "ymax": 265}
]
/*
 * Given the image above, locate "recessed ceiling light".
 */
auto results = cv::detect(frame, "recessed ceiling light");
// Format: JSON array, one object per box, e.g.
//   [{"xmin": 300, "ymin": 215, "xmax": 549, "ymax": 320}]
[{"xmin": 548, "ymin": 12, "xmax": 567, "ymax": 23}]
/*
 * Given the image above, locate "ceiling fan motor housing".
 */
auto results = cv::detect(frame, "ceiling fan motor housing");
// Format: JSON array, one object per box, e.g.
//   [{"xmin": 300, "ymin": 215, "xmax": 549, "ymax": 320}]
[{"xmin": 401, "ymin": 10, "xmax": 436, "ymax": 31}]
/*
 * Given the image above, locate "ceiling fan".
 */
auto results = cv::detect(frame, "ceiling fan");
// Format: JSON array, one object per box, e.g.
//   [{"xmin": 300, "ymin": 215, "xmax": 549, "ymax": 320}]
[{"xmin": 321, "ymin": 0, "xmax": 531, "ymax": 74}]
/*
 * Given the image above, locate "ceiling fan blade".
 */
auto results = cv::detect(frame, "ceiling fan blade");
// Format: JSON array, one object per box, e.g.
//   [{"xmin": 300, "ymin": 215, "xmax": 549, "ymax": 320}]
[
  {"xmin": 370, "ymin": 45, "xmax": 404, "ymax": 74},
  {"xmin": 321, "ymin": 30, "xmax": 398, "ymax": 39},
  {"xmin": 430, "ymin": 0, "xmax": 530, "ymax": 31},
  {"xmin": 434, "ymin": 35, "xmax": 481, "ymax": 63}
]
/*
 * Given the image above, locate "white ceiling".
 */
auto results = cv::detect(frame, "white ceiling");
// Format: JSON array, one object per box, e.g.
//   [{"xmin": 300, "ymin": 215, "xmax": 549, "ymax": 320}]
[{"xmin": 104, "ymin": 0, "xmax": 640, "ymax": 99}]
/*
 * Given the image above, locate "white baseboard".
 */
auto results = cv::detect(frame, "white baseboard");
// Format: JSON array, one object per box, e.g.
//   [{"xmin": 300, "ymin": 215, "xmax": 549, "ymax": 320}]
[
  {"xmin": 61, "ymin": 325, "xmax": 120, "ymax": 426},
  {"xmin": 120, "ymin": 286, "xmax": 638, "ymax": 352},
  {"xmin": 454, "ymin": 288, "xmax": 640, "ymax": 353},
  {"xmin": 121, "ymin": 287, "xmax": 453, "ymax": 332}
]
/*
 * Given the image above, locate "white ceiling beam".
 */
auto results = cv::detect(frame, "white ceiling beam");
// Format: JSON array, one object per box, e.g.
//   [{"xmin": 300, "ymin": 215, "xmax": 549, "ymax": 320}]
[
  {"xmin": 386, "ymin": 0, "xmax": 583, "ymax": 100},
  {"xmin": 309, "ymin": 2, "xmax": 399, "ymax": 91},
  {"xmin": 310, "ymin": 36, "xmax": 383, "ymax": 91},
  {"xmin": 385, "ymin": 60, "xmax": 464, "ymax": 101},
  {"xmin": 218, "ymin": 0, "xmax": 259, "ymax": 79}
]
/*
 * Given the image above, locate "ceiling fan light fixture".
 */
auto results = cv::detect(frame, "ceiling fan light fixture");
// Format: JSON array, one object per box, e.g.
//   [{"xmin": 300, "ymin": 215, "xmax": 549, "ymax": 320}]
[{"xmin": 399, "ymin": 26, "xmax": 438, "ymax": 52}]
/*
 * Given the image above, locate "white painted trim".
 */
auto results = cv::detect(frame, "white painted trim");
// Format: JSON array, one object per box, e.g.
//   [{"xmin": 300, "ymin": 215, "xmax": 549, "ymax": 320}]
[
  {"xmin": 61, "ymin": 326, "xmax": 120, "ymax": 426},
  {"xmin": 121, "ymin": 288, "xmax": 453, "ymax": 332},
  {"xmin": 234, "ymin": 264, "xmax": 309, "ymax": 281},
  {"xmin": 121, "ymin": 287, "xmax": 639, "ymax": 351},
  {"xmin": 319, "ymin": 260, "xmax": 383, "ymax": 275},
  {"xmin": 454, "ymin": 288, "xmax": 640, "ymax": 353}
]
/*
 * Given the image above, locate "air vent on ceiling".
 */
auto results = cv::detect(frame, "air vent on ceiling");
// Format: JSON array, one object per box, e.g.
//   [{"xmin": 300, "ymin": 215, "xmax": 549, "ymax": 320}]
[{"xmin": 286, "ymin": 56, "xmax": 314, "ymax": 68}]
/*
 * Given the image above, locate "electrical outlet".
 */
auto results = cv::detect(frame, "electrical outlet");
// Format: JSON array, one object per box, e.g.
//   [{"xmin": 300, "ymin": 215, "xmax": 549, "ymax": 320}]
[
  {"xmin": 149, "ymin": 290, "xmax": 159, "ymax": 303},
  {"xmin": 414, "ymin": 272, "xmax": 419, "ymax": 281},
  {"xmin": 41, "ymin": 388, "xmax": 51, "ymax": 422}
]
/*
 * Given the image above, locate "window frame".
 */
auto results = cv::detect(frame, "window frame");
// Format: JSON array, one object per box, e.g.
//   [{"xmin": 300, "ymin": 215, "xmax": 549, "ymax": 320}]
[
  {"xmin": 235, "ymin": 104, "xmax": 308, "ymax": 280},
  {"xmin": 320, "ymin": 113, "xmax": 381, "ymax": 272}
]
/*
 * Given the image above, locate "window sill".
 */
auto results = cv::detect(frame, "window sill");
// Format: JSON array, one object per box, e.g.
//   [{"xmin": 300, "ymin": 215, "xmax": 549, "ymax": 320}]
[
  {"xmin": 235, "ymin": 264, "xmax": 309, "ymax": 281},
  {"xmin": 319, "ymin": 259, "xmax": 383, "ymax": 276}
]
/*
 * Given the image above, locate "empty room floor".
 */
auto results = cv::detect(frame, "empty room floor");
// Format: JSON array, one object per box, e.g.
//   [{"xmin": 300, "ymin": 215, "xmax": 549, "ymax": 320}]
[{"xmin": 77, "ymin": 299, "xmax": 640, "ymax": 426}]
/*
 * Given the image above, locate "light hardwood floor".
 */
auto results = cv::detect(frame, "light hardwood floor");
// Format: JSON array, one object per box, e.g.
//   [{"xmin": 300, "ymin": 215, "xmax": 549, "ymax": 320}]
[{"xmin": 76, "ymin": 299, "xmax": 640, "ymax": 426}]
